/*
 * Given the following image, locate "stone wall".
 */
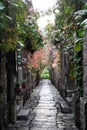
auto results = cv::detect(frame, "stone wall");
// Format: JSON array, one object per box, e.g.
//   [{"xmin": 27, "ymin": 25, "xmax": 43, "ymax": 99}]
[
  {"xmin": 50, "ymin": 46, "xmax": 75, "ymax": 100},
  {"xmin": 83, "ymin": 36, "xmax": 87, "ymax": 99},
  {"xmin": 50, "ymin": 66, "xmax": 59, "ymax": 89},
  {"xmin": 59, "ymin": 52, "xmax": 67, "ymax": 98},
  {"xmin": 59, "ymin": 51, "xmax": 75, "ymax": 98},
  {"xmin": 50, "ymin": 46, "xmax": 59, "ymax": 90},
  {"xmin": 80, "ymin": 36, "xmax": 87, "ymax": 130},
  {"xmin": 22, "ymin": 65, "xmax": 40, "ymax": 105}
]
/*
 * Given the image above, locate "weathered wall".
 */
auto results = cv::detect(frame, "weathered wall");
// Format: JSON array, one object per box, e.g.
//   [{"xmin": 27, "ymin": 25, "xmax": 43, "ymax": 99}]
[
  {"xmin": 22, "ymin": 65, "xmax": 40, "ymax": 105},
  {"xmin": 50, "ymin": 46, "xmax": 59, "ymax": 89},
  {"xmin": 50, "ymin": 66, "xmax": 59, "ymax": 89},
  {"xmin": 80, "ymin": 36, "xmax": 87, "ymax": 130},
  {"xmin": 59, "ymin": 50, "xmax": 75, "ymax": 98}
]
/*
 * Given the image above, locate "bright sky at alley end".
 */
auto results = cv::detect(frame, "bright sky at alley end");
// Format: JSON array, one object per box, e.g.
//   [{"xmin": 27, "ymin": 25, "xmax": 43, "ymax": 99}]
[{"xmin": 32, "ymin": 0, "xmax": 55, "ymax": 28}]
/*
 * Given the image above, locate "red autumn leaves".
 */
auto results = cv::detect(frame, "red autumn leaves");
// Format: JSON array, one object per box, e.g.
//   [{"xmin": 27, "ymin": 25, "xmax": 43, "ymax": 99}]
[
  {"xmin": 27, "ymin": 43, "xmax": 51, "ymax": 70},
  {"xmin": 26, "ymin": 43, "xmax": 59, "ymax": 71}
]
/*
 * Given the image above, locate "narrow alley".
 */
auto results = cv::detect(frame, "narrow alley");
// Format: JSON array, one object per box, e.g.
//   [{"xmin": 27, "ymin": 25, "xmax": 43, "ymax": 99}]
[
  {"xmin": 29, "ymin": 80, "xmax": 57, "ymax": 130},
  {"xmin": 8, "ymin": 79, "xmax": 78, "ymax": 130}
]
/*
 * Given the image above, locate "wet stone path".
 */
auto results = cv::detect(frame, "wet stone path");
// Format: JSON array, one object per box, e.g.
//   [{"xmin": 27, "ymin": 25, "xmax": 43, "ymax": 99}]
[
  {"xmin": 8, "ymin": 79, "xmax": 78, "ymax": 130},
  {"xmin": 29, "ymin": 80, "xmax": 57, "ymax": 130}
]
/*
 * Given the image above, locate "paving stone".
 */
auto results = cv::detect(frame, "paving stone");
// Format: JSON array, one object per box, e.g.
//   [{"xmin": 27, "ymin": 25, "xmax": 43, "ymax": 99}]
[
  {"xmin": 57, "ymin": 112, "xmax": 78, "ymax": 130},
  {"xmin": 29, "ymin": 80, "xmax": 58, "ymax": 130},
  {"xmin": 29, "ymin": 127, "xmax": 58, "ymax": 130},
  {"xmin": 18, "ymin": 127, "xmax": 29, "ymax": 130}
]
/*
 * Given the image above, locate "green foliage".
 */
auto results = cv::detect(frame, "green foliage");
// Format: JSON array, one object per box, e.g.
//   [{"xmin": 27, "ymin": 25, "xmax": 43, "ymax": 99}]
[
  {"xmin": 0, "ymin": 0, "xmax": 25, "ymax": 52},
  {"xmin": 53, "ymin": 0, "xmax": 86, "ymax": 96},
  {"xmin": 74, "ymin": 2, "xmax": 87, "ymax": 32},
  {"xmin": 74, "ymin": 38, "xmax": 82, "ymax": 52},
  {"xmin": 40, "ymin": 68, "xmax": 50, "ymax": 79},
  {"xmin": 17, "ymin": 17, "xmax": 43, "ymax": 53},
  {"xmin": 44, "ymin": 23, "xmax": 55, "ymax": 42},
  {"xmin": 0, "ymin": 0, "xmax": 43, "ymax": 53}
]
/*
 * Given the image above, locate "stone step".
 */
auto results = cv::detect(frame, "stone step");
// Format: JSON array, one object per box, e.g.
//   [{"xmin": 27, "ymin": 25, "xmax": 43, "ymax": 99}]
[
  {"xmin": 17, "ymin": 109, "xmax": 30, "ymax": 120},
  {"xmin": 29, "ymin": 127, "xmax": 58, "ymax": 130},
  {"xmin": 30, "ymin": 123, "xmax": 57, "ymax": 128},
  {"xmin": 57, "ymin": 112, "xmax": 78, "ymax": 130}
]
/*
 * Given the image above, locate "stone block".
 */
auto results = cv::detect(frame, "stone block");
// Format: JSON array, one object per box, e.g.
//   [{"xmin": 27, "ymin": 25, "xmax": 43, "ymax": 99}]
[
  {"xmin": 60, "ymin": 101, "xmax": 72, "ymax": 113},
  {"xmin": 17, "ymin": 109, "xmax": 30, "ymax": 120}
]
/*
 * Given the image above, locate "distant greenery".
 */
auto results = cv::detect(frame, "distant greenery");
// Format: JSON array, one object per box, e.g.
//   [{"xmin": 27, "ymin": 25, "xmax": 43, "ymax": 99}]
[{"xmin": 40, "ymin": 68, "xmax": 50, "ymax": 79}]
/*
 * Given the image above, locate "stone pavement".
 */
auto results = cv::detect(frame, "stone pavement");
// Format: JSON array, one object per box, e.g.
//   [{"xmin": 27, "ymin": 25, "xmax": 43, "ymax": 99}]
[
  {"xmin": 8, "ymin": 79, "xmax": 79, "ymax": 130},
  {"xmin": 29, "ymin": 80, "xmax": 57, "ymax": 130}
]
